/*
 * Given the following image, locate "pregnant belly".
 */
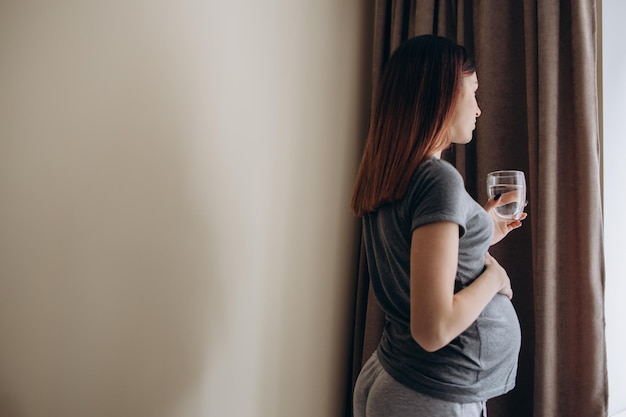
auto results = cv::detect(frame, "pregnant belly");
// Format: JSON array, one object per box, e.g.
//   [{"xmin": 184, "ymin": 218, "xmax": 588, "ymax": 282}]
[{"xmin": 477, "ymin": 294, "xmax": 521, "ymax": 370}]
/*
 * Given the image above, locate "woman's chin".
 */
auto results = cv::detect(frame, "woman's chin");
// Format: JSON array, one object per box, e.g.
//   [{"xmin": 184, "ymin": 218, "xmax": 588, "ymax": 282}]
[{"xmin": 451, "ymin": 136, "xmax": 473, "ymax": 145}]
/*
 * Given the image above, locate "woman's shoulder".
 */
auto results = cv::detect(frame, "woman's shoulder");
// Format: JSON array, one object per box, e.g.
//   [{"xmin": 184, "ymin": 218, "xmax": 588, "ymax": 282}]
[
  {"xmin": 402, "ymin": 157, "xmax": 466, "ymax": 208},
  {"xmin": 414, "ymin": 157, "xmax": 464, "ymax": 186},
  {"xmin": 402, "ymin": 156, "xmax": 469, "ymax": 226}
]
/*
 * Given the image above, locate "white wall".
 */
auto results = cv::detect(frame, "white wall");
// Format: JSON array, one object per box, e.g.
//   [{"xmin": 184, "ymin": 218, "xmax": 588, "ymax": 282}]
[
  {"xmin": 0, "ymin": 1, "xmax": 371, "ymax": 416},
  {"xmin": 601, "ymin": 0, "xmax": 626, "ymax": 416}
]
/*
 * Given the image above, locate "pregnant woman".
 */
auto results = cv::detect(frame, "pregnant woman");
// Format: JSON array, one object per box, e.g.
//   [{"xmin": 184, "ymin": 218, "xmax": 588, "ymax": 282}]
[{"xmin": 351, "ymin": 35, "xmax": 526, "ymax": 417}]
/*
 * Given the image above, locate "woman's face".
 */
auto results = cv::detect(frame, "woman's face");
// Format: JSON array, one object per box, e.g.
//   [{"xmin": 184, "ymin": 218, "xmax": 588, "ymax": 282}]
[{"xmin": 448, "ymin": 72, "xmax": 481, "ymax": 144}]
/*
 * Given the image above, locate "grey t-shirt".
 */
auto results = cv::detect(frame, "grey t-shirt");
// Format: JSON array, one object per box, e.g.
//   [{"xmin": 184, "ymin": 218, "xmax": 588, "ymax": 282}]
[{"xmin": 363, "ymin": 157, "xmax": 521, "ymax": 403}]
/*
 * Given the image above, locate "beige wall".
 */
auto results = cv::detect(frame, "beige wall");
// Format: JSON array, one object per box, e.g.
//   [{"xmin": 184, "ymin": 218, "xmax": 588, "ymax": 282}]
[{"xmin": 0, "ymin": 1, "xmax": 372, "ymax": 416}]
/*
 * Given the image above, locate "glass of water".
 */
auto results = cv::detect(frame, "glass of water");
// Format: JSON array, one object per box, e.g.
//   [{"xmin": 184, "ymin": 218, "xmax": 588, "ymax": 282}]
[{"xmin": 486, "ymin": 170, "xmax": 526, "ymax": 220}]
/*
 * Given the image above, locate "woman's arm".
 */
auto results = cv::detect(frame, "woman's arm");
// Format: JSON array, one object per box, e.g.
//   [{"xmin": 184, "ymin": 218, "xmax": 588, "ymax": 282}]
[{"xmin": 409, "ymin": 221, "xmax": 511, "ymax": 352}]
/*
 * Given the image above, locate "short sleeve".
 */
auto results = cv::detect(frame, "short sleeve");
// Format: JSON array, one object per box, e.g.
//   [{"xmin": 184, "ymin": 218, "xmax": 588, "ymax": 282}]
[{"xmin": 405, "ymin": 159, "xmax": 468, "ymax": 237}]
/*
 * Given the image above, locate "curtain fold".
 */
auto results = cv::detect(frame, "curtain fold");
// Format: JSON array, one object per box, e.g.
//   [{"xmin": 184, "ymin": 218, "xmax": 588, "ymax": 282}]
[{"xmin": 346, "ymin": 1, "xmax": 607, "ymax": 416}]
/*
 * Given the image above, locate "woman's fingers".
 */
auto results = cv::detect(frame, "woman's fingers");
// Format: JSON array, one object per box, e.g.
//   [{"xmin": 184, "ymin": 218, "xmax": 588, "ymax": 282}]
[{"xmin": 483, "ymin": 194, "xmax": 501, "ymax": 211}]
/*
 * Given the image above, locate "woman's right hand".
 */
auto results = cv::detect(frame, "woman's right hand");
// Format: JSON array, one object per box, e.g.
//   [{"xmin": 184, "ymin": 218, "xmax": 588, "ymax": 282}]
[{"xmin": 484, "ymin": 252, "xmax": 512, "ymax": 299}]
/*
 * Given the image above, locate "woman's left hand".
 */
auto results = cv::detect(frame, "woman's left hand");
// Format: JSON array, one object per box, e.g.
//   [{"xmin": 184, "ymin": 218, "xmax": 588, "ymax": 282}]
[{"xmin": 484, "ymin": 194, "xmax": 527, "ymax": 245}]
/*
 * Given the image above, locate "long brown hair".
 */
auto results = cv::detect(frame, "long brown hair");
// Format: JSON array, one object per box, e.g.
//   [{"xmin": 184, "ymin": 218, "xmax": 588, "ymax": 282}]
[{"xmin": 350, "ymin": 35, "xmax": 475, "ymax": 216}]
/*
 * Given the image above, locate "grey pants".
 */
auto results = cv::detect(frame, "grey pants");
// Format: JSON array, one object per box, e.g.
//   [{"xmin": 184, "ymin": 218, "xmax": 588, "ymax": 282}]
[{"xmin": 353, "ymin": 353, "xmax": 487, "ymax": 417}]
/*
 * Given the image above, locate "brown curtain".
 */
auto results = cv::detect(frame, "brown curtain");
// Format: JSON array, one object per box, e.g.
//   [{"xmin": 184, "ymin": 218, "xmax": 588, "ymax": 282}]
[{"xmin": 345, "ymin": 1, "xmax": 607, "ymax": 417}]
